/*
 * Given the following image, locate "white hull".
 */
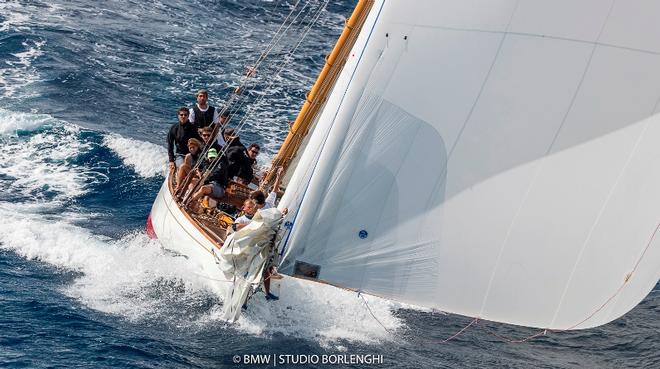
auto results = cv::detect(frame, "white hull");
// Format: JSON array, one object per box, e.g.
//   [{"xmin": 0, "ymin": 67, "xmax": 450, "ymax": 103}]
[{"xmin": 149, "ymin": 176, "xmax": 227, "ymax": 291}]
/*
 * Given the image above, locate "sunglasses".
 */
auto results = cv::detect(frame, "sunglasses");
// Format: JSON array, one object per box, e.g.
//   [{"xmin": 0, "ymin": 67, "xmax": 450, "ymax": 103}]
[
  {"xmin": 178, "ymin": 113, "xmax": 189, "ymax": 116},
  {"xmin": 201, "ymin": 134, "xmax": 210, "ymax": 137}
]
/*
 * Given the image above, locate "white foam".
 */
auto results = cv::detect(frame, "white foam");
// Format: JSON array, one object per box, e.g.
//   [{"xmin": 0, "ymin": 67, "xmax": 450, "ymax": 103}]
[
  {"xmin": 0, "ymin": 108, "xmax": 53, "ymax": 135},
  {"xmin": 0, "ymin": 2, "xmax": 31, "ymax": 32},
  {"xmin": 229, "ymin": 277, "xmax": 403, "ymax": 346},
  {"xmin": 0, "ymin": 205, "xmax": 217, "ymax": 322},
  {"xmin": 0, "ymin": 39, "xmax": 44, "ymax": 98},
  {"xmin": 0, "ymin": 109, "xmax": 105, "ymax": 200},
  {"xmin": 1, "ymin": 199, "xmax": 404, "ymax": 344},
  {"xmin": 103, "ymin": 133, "xmax": 167, "ymax": 178},
  {"xmin": 11, "ymin": 40, "xmax": 46, "ymax": 67}
]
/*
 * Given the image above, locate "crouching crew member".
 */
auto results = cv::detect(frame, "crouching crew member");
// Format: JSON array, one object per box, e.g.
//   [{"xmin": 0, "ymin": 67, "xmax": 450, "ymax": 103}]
[
  {"xmin": 227, "ymin": 140, "xmax": 260, "ymax": 185},
  {"xmin": 190, "ymin": 148, "xmax": 229, "ymax": 202}
]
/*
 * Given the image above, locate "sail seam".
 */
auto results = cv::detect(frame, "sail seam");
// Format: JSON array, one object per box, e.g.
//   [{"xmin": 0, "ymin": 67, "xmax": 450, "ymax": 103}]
[
  {"xmin": 421, "ymin": 0, "xmax": 521, "ymax": 307},
  {"xmin": 385, "ymin": 23, "xmax": 660, "ymax": 58}
]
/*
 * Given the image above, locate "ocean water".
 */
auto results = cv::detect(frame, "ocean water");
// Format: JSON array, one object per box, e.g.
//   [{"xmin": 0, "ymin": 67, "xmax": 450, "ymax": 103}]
[{"xmin": 0, "ymin": 1, "xmax": 658, "ymax": 368}]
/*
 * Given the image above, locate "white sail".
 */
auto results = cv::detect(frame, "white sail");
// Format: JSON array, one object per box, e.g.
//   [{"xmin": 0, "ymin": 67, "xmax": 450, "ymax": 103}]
[{"xmin": 277, "ymin": 0, "xmax": 660, "ymax": 330}]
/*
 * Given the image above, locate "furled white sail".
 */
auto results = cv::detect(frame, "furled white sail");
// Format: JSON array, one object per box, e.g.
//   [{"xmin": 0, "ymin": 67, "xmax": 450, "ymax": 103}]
[
  {"xmin": 218, "ymin": 208, "xmax": 285, "ymax": 321},
  {"xmin": 277, "ymin": 0, "xmax": 660, "ymax": 330}
]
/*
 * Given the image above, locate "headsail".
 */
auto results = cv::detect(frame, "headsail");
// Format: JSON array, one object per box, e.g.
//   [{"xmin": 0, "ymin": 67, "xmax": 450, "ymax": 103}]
[{"xmin": 277, "ymin": 0, "xmax": 660, "ymax": 330}]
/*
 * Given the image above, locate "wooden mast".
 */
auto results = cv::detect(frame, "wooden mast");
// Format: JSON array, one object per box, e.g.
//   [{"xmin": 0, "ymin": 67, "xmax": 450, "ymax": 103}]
[{"xmin": 261, "ymin": 0, "xmax": 375, "ymax": 189}]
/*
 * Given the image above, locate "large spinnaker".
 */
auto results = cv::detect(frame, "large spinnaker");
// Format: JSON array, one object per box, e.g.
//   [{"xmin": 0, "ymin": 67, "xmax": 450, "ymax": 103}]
[
  {"xmin": 281, "ymin": 0, "xmax": 660, "ymax": 329},
  {"xmin": 277, "ymin": 0, "xmax": 660, "ymax": 330}
]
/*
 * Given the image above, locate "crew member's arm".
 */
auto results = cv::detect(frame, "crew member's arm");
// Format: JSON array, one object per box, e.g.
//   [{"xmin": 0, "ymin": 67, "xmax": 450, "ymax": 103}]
[
  {"xmin": 265, "ymin": 167, "xmax": 283, "ymax": 208},
  {"xmin": 188, "ymin": 107, "xmax": 195, "ymax": 124},
  {"xmin": 272, "ymin": 166, "xmax": 283, "ymax": 193},
  {"xmin": 232, "ymin": 215, "xmax": 251, "ymax": 231},
  {"xmin": 167, "ymin": 126, "xmax": 176, "ymax": 170}
]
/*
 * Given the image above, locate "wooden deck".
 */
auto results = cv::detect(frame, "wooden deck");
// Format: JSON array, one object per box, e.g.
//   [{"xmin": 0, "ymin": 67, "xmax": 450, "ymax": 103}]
[{"xmin": 167, "ymin": 169, "xmax": 253, "ymax": 247}]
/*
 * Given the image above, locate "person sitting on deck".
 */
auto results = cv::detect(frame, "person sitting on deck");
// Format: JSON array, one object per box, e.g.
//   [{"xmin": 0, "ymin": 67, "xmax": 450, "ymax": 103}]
[
  {"xmin": 167, "ymin": 107, "xmax": 200, "ymax": 172},
  {"xmin": 189, "ymin": 89, "xmax": 219, "ymax": 129},
  {"xmin": 199, "ymin": 126, "xmax": 223, "ymax": 152},
  {"xmin": 227, "ymin": 142, "xmax": 260, "ymax": 186},
  {"xmin": 250, "ymin": 166, "xmax": 284, "ymax": 210},
  {"xmin": 222, "ymin": 128, "xmax": 243, "ymax": 151},
  {"xmin": 175, "ymin": 138, "xmax": 203, "ymax": 192},
  {"xmin": 189, "ymin": 148, "xmax": 229, "ymax": 203}
]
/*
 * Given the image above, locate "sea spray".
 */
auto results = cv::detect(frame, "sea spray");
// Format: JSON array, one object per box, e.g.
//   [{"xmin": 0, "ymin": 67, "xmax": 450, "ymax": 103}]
[{"xmin": 103, "ymin": 133, "xmax": 167, "ymax": 178}]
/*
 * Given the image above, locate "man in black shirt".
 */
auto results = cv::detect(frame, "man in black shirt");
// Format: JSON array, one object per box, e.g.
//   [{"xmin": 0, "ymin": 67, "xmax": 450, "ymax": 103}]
[
  {"xmin": 167, "ymin": 107, "xmax": 200, "ymax": 172},
  {"xmin": 227, "ymin": 142, "xmax": 260, "ymax": 185},
  {"xmin": 199, "ymin": 126, "xmax": 223, "ymax": 152}
]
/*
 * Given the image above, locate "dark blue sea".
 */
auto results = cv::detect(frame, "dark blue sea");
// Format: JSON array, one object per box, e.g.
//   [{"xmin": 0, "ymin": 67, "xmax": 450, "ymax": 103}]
[{"xmin": 0, "ymin": 1, "xmax": 658, "ymax": 368}]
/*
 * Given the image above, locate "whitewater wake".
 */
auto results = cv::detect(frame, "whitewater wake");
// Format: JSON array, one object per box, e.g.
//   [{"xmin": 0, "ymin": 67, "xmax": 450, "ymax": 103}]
[
  {"xmin": 0, "ymin": 108, "xmax": 403, "ymax": 346},
  {"xmin": 0, "ymin": 202, "xmax": 402, "ymax": 345}
]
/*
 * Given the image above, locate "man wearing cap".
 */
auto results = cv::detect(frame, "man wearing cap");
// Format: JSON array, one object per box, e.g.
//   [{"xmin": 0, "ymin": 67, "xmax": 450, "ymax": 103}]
[
  {"xmin": 175, "ymin": 138, "xmax": 203, "ymax": 192},
  {"xmin": 190, "ymin": 148, "xmax": 229, "ymax": 202},
  {"xmin": 167, "ymin": 107, "xmax": 201, "ymax": 172},
  {"xmin": 189, "ymin": 89, "xmax": 220, "ymax": 130}
]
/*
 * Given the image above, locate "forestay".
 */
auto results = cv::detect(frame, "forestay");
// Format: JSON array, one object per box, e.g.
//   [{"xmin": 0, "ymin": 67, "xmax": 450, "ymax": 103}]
[{"xmin": 277, "ymin": 0, "xmax": 660, "ymax": 330}]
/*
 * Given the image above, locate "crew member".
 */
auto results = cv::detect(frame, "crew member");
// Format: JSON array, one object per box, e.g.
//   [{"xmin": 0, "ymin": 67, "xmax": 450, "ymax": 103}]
[
  {"xmin": 189, "ymin": 89, "xmax": 219, "ymax": 129},
  {"xmin": 190, "ymin": 148, "xmax": 229, "ymax": 202},
  {"xmin": 167, "ymin": 107, "xmax": 200, "ymax": 172}
]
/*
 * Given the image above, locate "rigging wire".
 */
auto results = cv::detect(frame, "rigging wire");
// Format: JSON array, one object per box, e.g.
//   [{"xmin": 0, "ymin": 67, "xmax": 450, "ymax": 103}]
[
  {"xmin": 175, "ymin": 0, "xmax": 318, "ymax": 199},
  {"xmin": 226, "ymin": 0, "xmax": 332, "ymax": 151},
  {"xmin": 181, "ymin": 0, "xmax": 331, "ymax": 205},
  {"xmin": 222, "ymin": 0, "xmax": 331, "ymax": 134}
]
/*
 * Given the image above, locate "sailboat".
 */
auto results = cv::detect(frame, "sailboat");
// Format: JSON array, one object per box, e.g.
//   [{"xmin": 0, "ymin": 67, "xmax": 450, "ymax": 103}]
[{"xmin": 149, "ymin": 0, "xmax": 660, "ymax": 330}]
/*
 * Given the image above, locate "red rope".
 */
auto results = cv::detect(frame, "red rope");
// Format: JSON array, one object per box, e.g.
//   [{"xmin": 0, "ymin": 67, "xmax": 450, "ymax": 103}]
[
  {"xmin": 476, "ymin": 220, "xmax": 660, "ymax": 343},
  {"xmin": 438, "ymin": 317, "xmax": 479, "ymax": 343}
]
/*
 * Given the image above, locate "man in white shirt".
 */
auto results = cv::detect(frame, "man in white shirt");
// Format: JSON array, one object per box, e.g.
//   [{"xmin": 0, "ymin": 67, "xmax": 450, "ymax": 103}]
[
  {"xmin": 189, "ymin": 89, "xmax": 219, "ymax": 129},
  {"xmin": 233, "ymin": 199, "xmax": 257, "ymax": 231}
]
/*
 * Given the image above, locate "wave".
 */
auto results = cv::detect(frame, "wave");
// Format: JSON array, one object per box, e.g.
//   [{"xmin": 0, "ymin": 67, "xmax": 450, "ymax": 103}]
[
  {"xmin": 0, "ymin": 109, "xmax": 108, "ymax": 201},
  {"xmin": 0, "ymin": 204, "xmax": 217, "ymax": 321},
  {"xmin": 0, "ymin": 2, "xmax": 31, "ymax": 33},
  {"xmin": 103, "ymin": 133, "xmax": 167, "ymax": 178},
  {"xmin": 0, "ymin": 108, "xmax": 54, "ymax": 135},
  {"xmin": 0, "ymin": 200, "xmax": 402, "ymax": 345},
  {"xmin": 231, "ymin": 277, "xmax": 402, "ymax": 346},
  {"xmin": 0, "ymin": 38, "xmax": 45, "ymax": 99}
]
